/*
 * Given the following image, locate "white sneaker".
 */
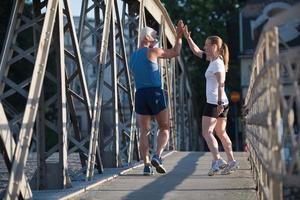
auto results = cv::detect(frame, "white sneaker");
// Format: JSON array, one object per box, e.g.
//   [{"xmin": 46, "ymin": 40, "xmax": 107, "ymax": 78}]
[
  {"xmin": 208, "ymin": 158, "xmax": 227, "ymax": 176},
  {"xmin": 221, "ymin": 160, "xmax": 239, "ymax": 175}
]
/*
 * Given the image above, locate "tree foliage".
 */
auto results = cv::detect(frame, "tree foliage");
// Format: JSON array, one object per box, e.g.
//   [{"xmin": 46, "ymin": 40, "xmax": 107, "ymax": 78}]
[
  {"xmin": 163, "ymin": 0, "xmax": 246, "ymax": 117},
  {"xmin": 0, "ymin": 0, "xmax": 13, "ymax": 50}
]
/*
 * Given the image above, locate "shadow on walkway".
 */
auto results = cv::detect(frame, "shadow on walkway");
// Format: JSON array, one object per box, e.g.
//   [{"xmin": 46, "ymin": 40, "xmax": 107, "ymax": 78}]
[{"xmin": 123, "ymin": 152, "xmax": 204, "ymax": 200}]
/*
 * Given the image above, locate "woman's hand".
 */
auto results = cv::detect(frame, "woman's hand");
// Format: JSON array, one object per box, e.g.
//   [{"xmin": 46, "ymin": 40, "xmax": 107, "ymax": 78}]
[
  {"xmin": 217, "ymin": 105, "xmax": 224, "ymax": 116},
  {"xmin": 183, "ymin": 25, "xmax": 191, "ymax": 39}
]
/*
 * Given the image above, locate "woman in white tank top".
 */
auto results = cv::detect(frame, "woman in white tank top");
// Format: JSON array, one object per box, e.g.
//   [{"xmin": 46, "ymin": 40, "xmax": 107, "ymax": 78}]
[{"xmin": 183, "ymin": 26, "xmax": 239, "ymax": 176}]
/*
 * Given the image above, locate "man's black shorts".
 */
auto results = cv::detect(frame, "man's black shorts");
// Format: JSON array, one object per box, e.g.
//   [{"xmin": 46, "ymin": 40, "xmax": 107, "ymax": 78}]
[
  {"xmin": 202, "ymin": 103, "xmax": 229, "ymax": 118},
  {"xmin": 135, "ymin": 87, "xmax": 168, "ymax": 115}
]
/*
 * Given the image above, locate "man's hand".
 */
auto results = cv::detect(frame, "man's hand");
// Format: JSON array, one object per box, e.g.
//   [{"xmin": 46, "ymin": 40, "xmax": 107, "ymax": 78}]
[{"xmin": 176, "ymin": 20, "xmax": 184, "ymax": 37}]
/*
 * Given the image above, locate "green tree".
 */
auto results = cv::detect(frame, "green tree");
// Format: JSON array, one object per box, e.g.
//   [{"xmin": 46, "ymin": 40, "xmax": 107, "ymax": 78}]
[
  {"xmin": 0, "ymin": 0, "xmax": 13, "ymax": 50},
  {"xmin": 163, "ymin": 0, "xmax": 245, "ymax": 110},
  {"xmin": 163, "ymin": 0, "xmax": 246, "ymax": 150}
]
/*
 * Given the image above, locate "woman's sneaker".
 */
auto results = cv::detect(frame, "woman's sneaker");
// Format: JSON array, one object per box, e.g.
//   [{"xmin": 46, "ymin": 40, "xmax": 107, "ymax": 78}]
[
  {"xmin": 143, "ymin": 165, "xmax": 154, "ymax": 176},
  {"xmin": 151, "ymin": 154, "xmax": 166, "ymax": 174},
  {"xmin": 221, "ymin": 160, "xmax": 239, "ymax": 175},
  {"xmin": 208, "ymin": 158, "xmax": 227, "ymax": 176}
]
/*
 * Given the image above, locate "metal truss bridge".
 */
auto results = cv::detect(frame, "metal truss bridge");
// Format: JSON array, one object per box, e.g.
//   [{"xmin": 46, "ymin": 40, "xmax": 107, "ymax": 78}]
[{"xmin": 0, "ymin": 0, "xmax": 299, "ymax": 199}]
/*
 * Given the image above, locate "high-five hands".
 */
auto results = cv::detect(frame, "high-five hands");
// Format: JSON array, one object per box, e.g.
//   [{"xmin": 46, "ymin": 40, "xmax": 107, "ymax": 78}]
[
  {"xmin": 183, "ymin": 25, "xmax": 191, "ymax": 39},
  {"xmin": 176, "ymin": 20, "xmax": 185, "ymax": 37}
]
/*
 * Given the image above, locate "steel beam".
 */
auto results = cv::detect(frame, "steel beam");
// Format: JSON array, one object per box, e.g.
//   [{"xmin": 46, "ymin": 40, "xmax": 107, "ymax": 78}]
[
  {"xmin": 56, "ymin": 1, "xmax": 70, "ymax": 188},
  {"xmin": 0, "ymin": 103, "xmax": 32, "ymax": 199},
  {"xmin": 4, "ymin": 0, "xmax": 59, "ymax": 198},
  {"xmin": 86, "ymin": 0, "xmax": 113, "ymax": 179}
]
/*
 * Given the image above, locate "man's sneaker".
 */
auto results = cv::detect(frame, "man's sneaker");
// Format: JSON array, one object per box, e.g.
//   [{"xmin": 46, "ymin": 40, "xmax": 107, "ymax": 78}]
[
  {"xmin": 143, "ymin": 165, "xmax": 154, "ymax": 176},
  {"xmin": 208, "ymin": 160, "xmax": 219, "ymax": 176},
  {"xmin": 151, "ymin": 154, "xmax": 166, "ymax": 174},
  {"xmin": 207, "ymin": 158, "xmax": 227, "ymax": 176},
  {"xmin": 221, "ymin": 160, "xmax": 239, "ymax": 175}
]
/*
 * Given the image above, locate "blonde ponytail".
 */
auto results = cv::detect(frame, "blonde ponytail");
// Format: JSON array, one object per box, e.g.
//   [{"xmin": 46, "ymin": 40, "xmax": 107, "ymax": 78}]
[{"xmin": 221, "ymin": 42, "xmax": 229, "ymax": 72}]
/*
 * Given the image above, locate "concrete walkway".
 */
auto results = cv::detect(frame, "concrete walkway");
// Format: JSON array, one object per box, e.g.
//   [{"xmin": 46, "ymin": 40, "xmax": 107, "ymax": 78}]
[{"xmin": 73, "ymin": 151, "xmax": 257, "ymax": 200}]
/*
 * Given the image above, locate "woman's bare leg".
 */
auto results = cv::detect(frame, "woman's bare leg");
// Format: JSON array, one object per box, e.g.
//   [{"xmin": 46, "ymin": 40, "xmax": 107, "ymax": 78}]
[
  {"xmin": 214, "ymin": 117, "xmax": 234, "ymax": 161},
  {"xmin": 202, "ymin": 116, "xmax": 219, "ymax": 160}
]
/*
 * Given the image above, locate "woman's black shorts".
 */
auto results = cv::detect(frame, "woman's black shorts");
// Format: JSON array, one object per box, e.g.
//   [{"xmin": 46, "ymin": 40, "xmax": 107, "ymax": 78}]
[{"xmin": 202, "ymin": 103, "xmax": 229, "ymax": 118}]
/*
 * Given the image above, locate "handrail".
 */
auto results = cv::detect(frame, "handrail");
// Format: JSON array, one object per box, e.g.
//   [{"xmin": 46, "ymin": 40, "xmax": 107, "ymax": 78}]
[{"xmin": 244, "ymin": 3, "xmax": 300, "ymax": 199}]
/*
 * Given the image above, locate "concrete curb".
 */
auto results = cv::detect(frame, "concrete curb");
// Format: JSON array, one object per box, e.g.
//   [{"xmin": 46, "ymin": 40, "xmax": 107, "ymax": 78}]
[
  {"xmin": 32, "ymin": 151, "xmax": 175, "ymax": 200},
  {"xmin": 59, "ymin": 151, "xmax": 175, "ymax": 200}
]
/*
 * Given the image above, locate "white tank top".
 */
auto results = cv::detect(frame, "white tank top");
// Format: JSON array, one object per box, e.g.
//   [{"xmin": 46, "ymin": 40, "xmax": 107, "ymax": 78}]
[{"xmin": 204, "ymin": 57, "xmax": 229, "ymax": 105}]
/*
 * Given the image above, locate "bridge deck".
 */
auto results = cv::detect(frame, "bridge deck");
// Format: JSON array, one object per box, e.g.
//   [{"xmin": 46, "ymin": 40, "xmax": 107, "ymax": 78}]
[{"xmin": 72, "ymin": 151, "xmax": 256, "ymax": 200}]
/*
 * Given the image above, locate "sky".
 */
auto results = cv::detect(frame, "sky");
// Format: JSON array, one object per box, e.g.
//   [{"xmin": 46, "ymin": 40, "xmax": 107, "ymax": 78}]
[
  {"xmin": 69, "ymin": 0, "xmax": 122, "ymax": 17},
  {"xmin": 70, "ymin": 0, "xmax": 83, "ymax": 16}
]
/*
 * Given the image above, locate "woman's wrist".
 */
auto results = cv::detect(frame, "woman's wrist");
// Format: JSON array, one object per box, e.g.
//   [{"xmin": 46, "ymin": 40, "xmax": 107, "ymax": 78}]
[{"xmin": 217, "ymin": 101, "xmax": 224, "ymax": 105}]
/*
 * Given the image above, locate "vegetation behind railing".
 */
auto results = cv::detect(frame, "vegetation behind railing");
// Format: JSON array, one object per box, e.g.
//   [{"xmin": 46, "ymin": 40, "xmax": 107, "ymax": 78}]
[{"xmin": 244, "ymin": 3, "xmax": 300, "ymax": 200}]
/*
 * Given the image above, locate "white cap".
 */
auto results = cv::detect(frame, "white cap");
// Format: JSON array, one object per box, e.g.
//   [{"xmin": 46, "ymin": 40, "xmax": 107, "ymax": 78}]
[{"xmin": 139, "ymin": 26, "xmax": 157, "ymax": 42}]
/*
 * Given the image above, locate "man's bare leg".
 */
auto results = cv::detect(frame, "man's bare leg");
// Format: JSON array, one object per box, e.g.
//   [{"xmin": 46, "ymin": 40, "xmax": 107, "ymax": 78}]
[
  {"xmin": 138, "ymin": 114, "xmax": 152, "ymax": 165},
  {"xmin": 155, "ymin": 108, "xmax": 169, "ymax": 157},
  {"xmin": 151, "ymin": 108, "xmax": 169, "ymax": 174}
]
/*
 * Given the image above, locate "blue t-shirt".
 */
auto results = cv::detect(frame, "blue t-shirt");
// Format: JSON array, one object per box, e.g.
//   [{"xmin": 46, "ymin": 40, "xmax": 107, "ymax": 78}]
[{"xmin": 129, "ymin": 47, "xmax": 161, "ymax": 90}]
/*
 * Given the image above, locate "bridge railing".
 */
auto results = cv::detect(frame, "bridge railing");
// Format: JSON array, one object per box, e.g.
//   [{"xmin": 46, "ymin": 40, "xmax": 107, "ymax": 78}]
[{"xmin": 244, "ymin": 3, "xmax": 300, "ymax": 200}]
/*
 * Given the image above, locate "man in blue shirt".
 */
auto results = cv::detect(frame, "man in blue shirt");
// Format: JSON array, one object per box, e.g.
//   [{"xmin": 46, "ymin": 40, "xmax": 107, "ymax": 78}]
[{"xmin": 129, "ymin": 20, "xmax": 184, "ymax": 175}]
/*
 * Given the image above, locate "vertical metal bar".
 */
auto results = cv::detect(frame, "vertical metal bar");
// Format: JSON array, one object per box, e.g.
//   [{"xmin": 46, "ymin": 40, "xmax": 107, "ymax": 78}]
[
  {"xmin": 56, "ymin": 0, "xmax": 70, "ymax": 188},
  {"xmin": 127, "ymin": 0, "xmax": 140, "ymax": 160},
  {"xmin": 121, "ymin": 0, "xmax": 126, "ymax": 27},
  {"xmin": 171, "ymin": 58, "xmax": 177, "ymax": 149},
  {"xmin": 163, "ymin": 25, "xmax": 175, "ymax": 150},
  {"xmin": 86, "ymin": 0, "xmax": 113, "ymax": 179},
  {"xmin": 78, "ymin": 0, "xmax": 88, "ymax": 44},
  {"xmin": 114, "ymin": 0, "xmax": 134, "ymax": 121},
  {"xmin": 110, "ymin": 0, "xmax": 120, "ymax": 167},
  {"xmin": 114, "ymin": 0, "xmax": 138, "ymax": 164},
  {"xmin": 33, "ymin": 0, "xmax": 47, "ymax": 190},
  {"xmin": 178, "ymin": 71, "xmax": 185, "ymax": 150},
  {"xmin": 4, "ymin": 0, "xmax": 59, "ymax": 199},
  {"xmin": 137, "ymin": 0, "xmax": 145, "ymax": 48},
  {"xmin": 36, "ymin": 91, "xmax": 46, "ymax": 189},
  {"xmin": 128, "ymin": 1, "xmax": 138, "ymax": 54}
]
